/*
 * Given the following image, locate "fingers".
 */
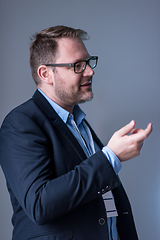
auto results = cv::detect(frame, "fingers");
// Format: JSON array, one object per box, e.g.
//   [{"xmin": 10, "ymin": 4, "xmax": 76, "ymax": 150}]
[
  {"xmin": 130, "ymin": 123, "xmax": 153, "ymax": 142},
  {"xmin": 117, "ymin": 120, "xmax": 136, "ymax": 137},
  {"xmin": 145, "ymin": 123, "xmax": 153, "ymax": 137},
  {"xmin": 119, "ymin": 121, "xmax": 152, "ymax": 139},
  {"xmin": 107, "ymin": 121, "xmax": 153, "ymax": 162}
]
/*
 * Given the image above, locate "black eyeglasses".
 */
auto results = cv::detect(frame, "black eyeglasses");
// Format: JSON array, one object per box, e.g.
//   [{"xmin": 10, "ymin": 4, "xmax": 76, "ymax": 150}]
[{"xmin": 44, "ymin": 56, "xmax": 98, "ymax": 74}]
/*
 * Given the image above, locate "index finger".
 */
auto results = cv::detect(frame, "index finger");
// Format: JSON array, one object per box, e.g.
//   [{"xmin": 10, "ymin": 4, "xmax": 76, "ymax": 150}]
[{"xmin": 130, "ymin": 123, "xmax": 153, "ymax": 142}]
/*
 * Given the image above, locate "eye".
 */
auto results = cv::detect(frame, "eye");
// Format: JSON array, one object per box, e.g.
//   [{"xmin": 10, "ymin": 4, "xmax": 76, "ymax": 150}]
[{"xmin": 75, "ymin": 62, "xmax": 83, "ymax": 71}]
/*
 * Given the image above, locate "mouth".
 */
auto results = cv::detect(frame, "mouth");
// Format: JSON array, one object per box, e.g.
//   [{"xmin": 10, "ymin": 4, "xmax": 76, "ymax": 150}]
[{"xmin": 80, "ymin": 80, "xmax": 92, "ymax": 87}]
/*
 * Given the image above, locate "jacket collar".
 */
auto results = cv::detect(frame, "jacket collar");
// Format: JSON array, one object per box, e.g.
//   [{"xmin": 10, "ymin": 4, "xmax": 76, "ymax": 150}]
[
  {"xmin": 32, "ymin": 90, "xmax": 104, "ymax": 158},
  {"xmin": 32, "ymin": 90, "xmax": 88, "ymax": 161}
]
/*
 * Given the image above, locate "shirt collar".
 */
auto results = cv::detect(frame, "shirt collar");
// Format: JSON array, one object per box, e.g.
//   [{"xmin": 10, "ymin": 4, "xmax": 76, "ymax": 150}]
[{"xmin": 38, "ymin": 89, "xmax": 86, "ymax": 125}]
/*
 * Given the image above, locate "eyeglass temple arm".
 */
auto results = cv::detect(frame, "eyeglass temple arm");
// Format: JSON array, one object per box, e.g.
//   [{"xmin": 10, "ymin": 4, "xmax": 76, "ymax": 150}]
[{"xmin": 45, "ymin": 63, "xmax": 74, "ymax": 67}]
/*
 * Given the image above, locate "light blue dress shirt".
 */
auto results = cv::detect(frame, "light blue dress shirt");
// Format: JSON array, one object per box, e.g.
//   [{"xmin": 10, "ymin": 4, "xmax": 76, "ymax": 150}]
[{"xmin": 38, "ymin": 89, "xmax": 121, "ymax": 240}]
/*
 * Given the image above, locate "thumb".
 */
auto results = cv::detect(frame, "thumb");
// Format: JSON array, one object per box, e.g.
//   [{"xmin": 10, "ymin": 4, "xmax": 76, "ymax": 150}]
[{"xmin": 117, "ymin": 120, "xmax": 135, "ymax": 137}]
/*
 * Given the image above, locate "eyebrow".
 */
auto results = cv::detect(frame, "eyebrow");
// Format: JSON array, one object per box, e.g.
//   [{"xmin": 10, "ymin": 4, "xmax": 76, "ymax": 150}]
[
  {"xmin": 69, "ymin": 55, "xmax": 91, "ymax": 63},
  {"xmin": 50, "ymin": 56, "xmax": 91, "ymax": 65}
]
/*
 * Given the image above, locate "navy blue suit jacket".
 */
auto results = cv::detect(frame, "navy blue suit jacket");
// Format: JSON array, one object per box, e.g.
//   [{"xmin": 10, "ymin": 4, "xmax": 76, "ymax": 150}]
[{"xmin": 0, "ymin": 90, "xmax": 138, "ymax": 240}]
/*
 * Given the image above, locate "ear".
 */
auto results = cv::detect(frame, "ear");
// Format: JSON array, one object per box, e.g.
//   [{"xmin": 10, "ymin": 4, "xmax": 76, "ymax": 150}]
[{"xmin": 37, "ymin": 65, "xmax": 53, "ymax": 84}]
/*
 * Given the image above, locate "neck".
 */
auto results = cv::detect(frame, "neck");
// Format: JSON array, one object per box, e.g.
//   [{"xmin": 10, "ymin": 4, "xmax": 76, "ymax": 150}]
[{"xmin": 38, "ymin": 87, "xmax": 74, "ymax": 114}]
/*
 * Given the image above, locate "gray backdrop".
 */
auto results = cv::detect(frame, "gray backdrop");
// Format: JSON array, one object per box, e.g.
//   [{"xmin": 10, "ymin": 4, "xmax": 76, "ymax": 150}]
[{"xmin": 0, "ymin": 0, "xmax": 160, "ymax": 239}]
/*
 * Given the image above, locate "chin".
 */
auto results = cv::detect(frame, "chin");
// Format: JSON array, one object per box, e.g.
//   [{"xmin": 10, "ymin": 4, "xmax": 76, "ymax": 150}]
[{"xmin": 79, "ymin": 93, "xmax": 94, "ymax": 104}]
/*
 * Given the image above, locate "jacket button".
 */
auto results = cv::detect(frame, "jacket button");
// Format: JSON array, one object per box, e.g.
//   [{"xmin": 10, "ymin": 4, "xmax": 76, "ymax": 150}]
[
  {"xmin": 102, "ymin": 189, "xmax": 106, "ymax": 194},
  {"xmin": 98, "ymin": 218, "xmax": 105, "ymax": 225},
  {"xmin": 123, "ymin": 212, "xmax": 129, "ymax": 215}
]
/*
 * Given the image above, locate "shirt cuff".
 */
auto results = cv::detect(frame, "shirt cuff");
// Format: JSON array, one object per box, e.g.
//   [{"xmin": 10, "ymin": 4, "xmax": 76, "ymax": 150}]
[{"xmin": 102, "ymin": 146, "xmax": 122, "ymax": 174}]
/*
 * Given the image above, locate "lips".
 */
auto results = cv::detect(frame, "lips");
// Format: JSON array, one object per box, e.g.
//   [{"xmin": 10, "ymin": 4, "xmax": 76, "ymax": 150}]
[{"xmin": 80, "ymin": 80, "xmax": 92, "ymax": 87}]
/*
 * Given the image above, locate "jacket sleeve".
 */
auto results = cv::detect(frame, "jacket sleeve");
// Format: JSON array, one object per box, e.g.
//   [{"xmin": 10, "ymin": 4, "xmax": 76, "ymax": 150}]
[{"xmin": 0, "ymin": 110, "xmax": 120, "ymax": 225}]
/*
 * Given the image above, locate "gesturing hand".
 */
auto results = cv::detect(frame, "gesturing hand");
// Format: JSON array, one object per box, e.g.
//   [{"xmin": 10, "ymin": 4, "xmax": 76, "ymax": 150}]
[{"xmin": 107, "ymin": 120, "xmax": 153, "ymax": 162}]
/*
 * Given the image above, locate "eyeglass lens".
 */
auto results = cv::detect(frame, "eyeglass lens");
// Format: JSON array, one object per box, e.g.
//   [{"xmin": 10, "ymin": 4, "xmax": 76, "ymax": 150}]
[
  {"xmin": 74, "ymin": 57, "xmax": 97, "ymax": 73},
  {"xmin": 88, "ymin": 58, "xmax": 97, "ymax": 69}
]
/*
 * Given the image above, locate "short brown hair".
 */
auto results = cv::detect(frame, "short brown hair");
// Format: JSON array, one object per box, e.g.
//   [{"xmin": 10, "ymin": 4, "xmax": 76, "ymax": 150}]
[{"xmin": 30, "ymin": 25, "xmax": 89, "ymax": 84}]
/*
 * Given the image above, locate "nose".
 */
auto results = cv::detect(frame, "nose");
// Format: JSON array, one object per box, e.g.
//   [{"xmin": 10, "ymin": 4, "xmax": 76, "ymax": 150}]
[{"xmin": 83, "ymin": 64, "xmax": 95, "ymax": 76}]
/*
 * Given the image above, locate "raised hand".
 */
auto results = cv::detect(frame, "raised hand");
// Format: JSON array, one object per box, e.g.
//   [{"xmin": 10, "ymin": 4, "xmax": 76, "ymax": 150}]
[{"xmin": 107, "ymin": 120, "xmax": 153, "ymax": 162}]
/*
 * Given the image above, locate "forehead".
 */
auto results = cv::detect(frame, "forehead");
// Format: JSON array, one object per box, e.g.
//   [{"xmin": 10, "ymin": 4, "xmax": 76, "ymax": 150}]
[{"xmin": 56, "ymin": 37, "xmax": 90, "ymax": 62}]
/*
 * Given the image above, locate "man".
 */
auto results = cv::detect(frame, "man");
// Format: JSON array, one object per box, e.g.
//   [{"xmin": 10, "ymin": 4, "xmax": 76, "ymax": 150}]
[{"xmin": 0, "ymin": 26, "xmax": 152, "ymax": 240}]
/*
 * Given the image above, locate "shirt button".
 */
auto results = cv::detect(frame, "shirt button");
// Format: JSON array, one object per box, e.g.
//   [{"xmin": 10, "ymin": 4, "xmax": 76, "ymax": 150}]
[{"xmin": 98, "ymin": 218, "xmax": 105, "ymax": 225}]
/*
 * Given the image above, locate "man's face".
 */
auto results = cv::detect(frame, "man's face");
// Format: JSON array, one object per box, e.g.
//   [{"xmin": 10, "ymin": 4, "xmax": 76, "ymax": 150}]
[{"xmin": 51, "ymin": 37, "xmax": 95, "ymax": 112}]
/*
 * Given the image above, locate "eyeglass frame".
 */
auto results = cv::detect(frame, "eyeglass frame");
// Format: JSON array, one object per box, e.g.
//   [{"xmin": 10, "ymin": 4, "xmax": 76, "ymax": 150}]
[{"xmin": 44, "ymin": 56, "xmax": 98, "ymax": 74}]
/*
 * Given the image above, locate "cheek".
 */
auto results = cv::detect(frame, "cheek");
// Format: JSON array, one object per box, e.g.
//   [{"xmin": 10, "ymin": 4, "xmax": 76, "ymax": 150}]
[
  {"xmin": 55, "ymin": 69, "xmax": 82, "ymax": 89},
  {"xmin": 67, "ymin": 77, "xmax": 82, "ymax": 90}
]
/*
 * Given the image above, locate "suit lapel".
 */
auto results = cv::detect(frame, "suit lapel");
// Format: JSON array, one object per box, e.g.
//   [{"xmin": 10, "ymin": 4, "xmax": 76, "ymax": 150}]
[
  {"xmin": 32, "ymin": 90, "xmax": 87, "ymax": 161},
  {"xmin": 84, "ymin": 120, "xmax": 104, "ymax": 149}
]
